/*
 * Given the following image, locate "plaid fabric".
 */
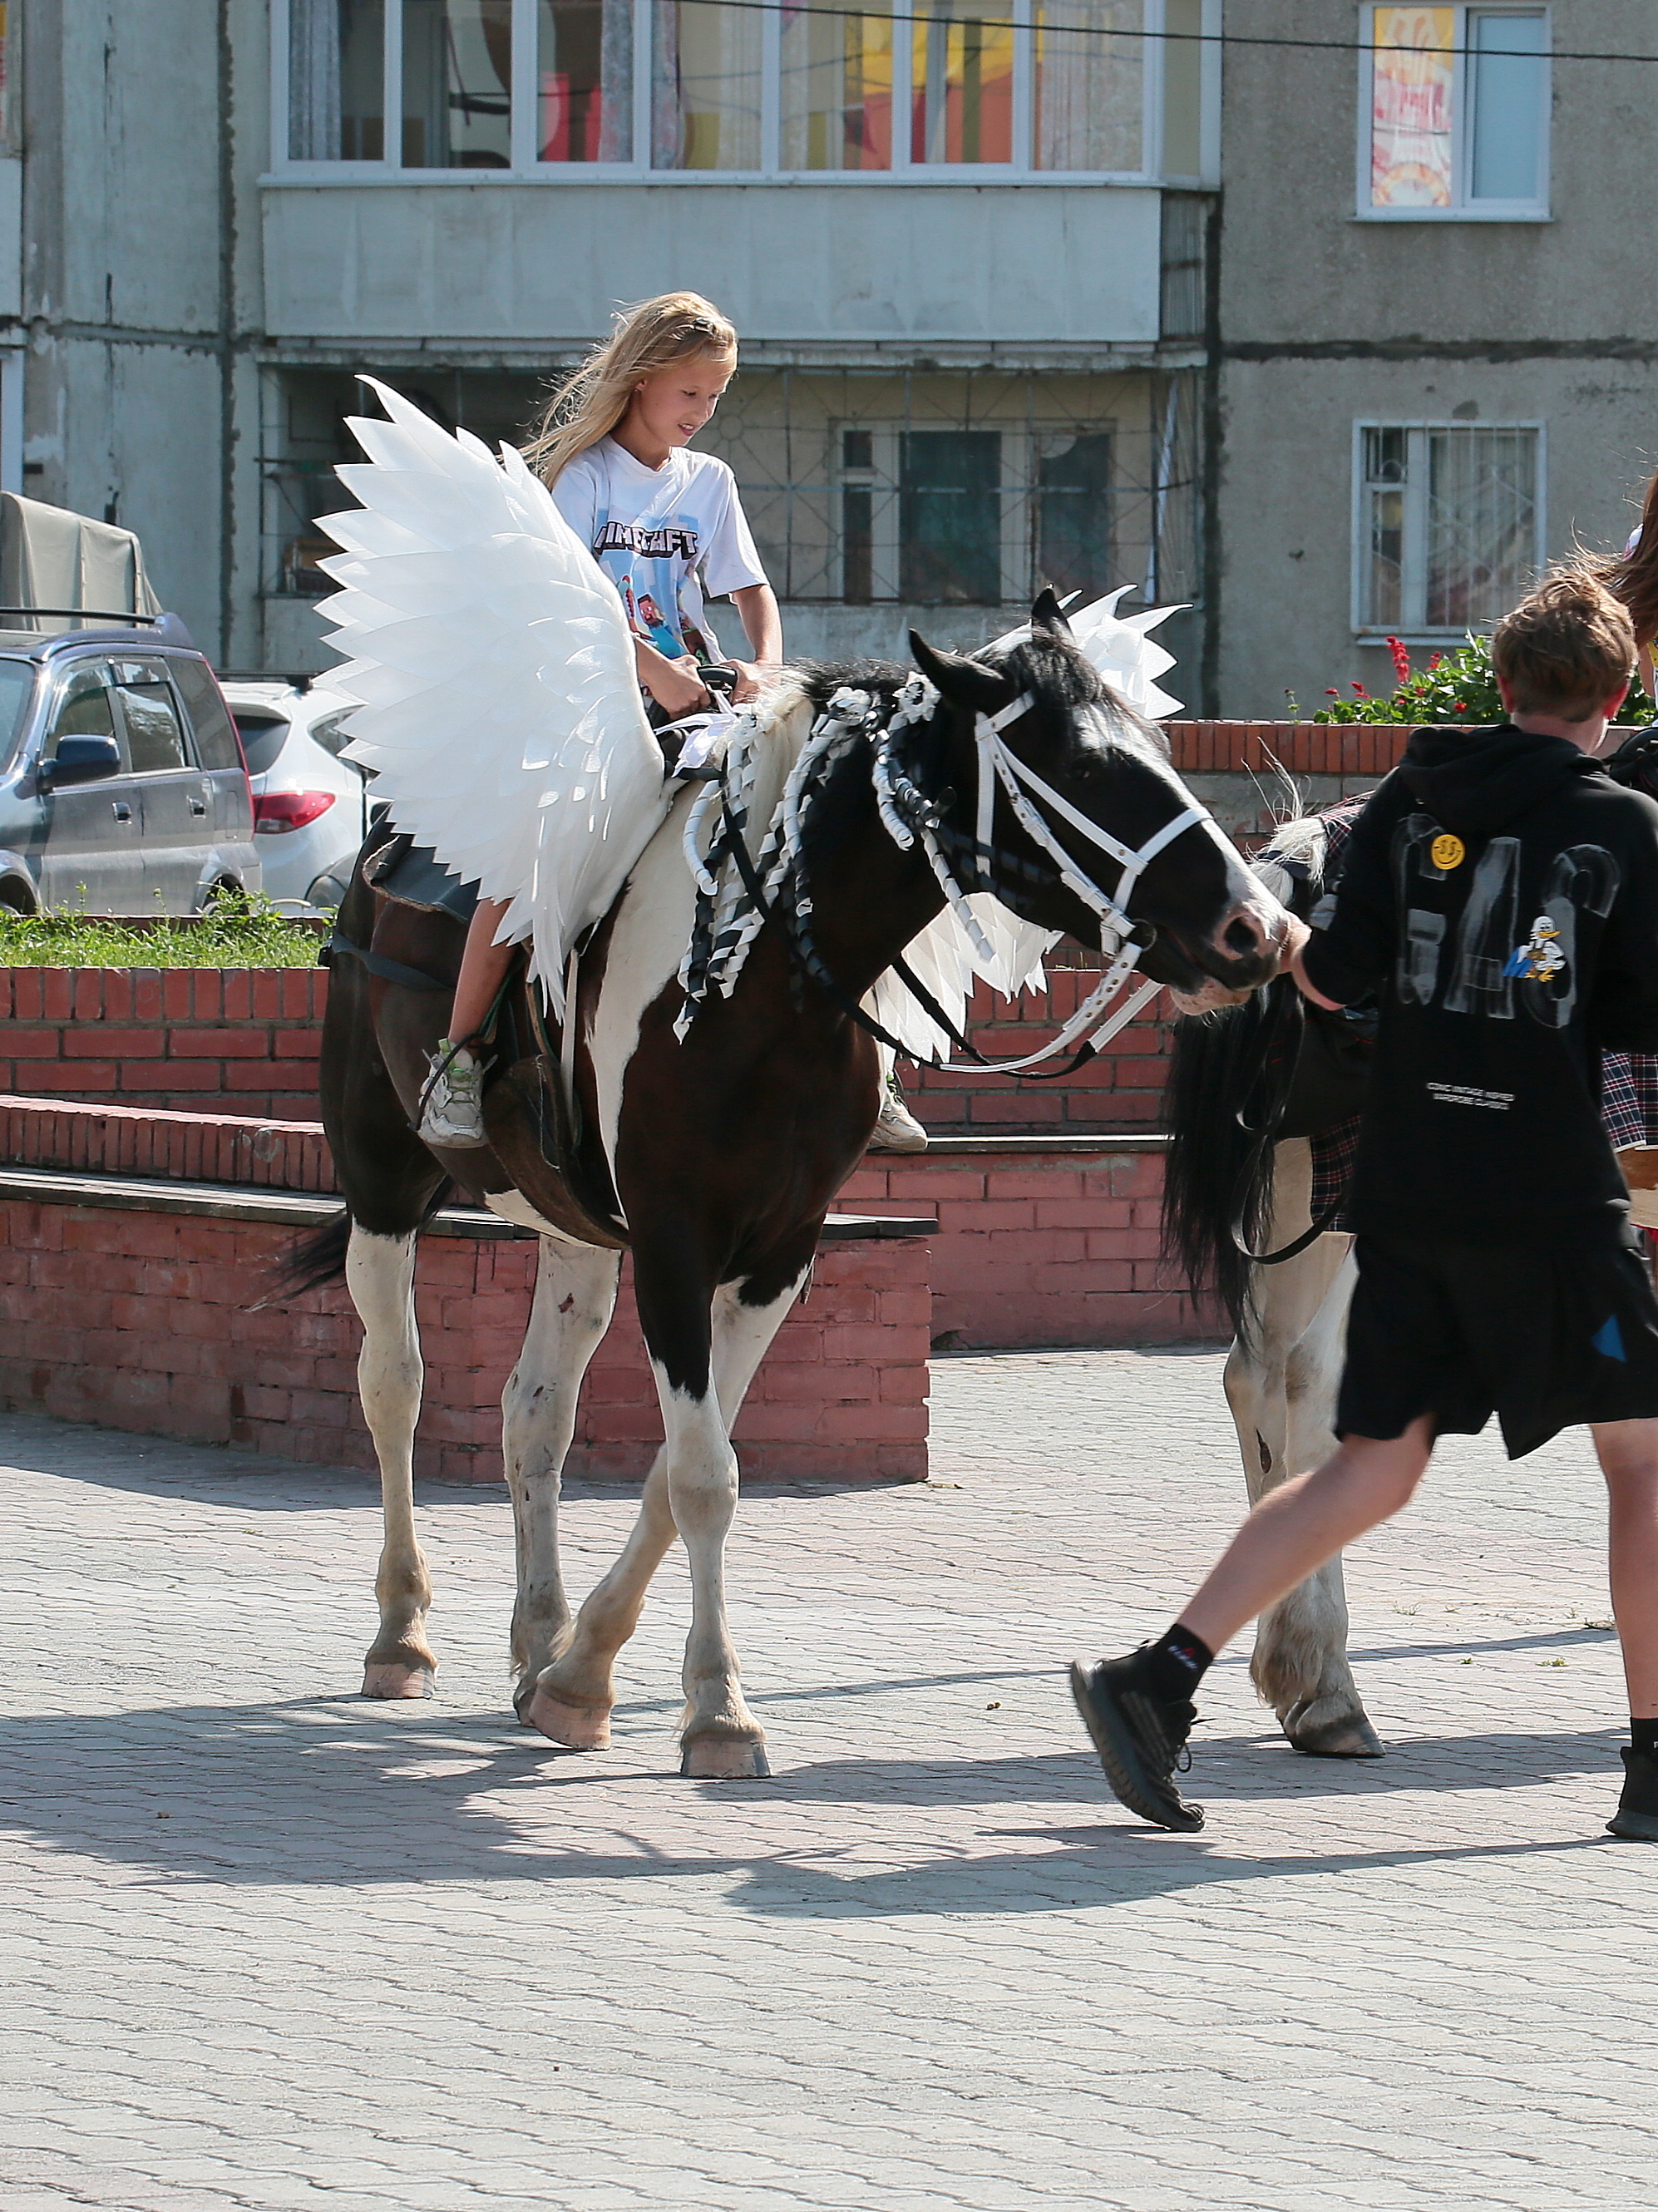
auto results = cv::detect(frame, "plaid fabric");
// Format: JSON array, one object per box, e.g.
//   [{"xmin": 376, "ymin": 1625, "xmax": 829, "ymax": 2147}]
[{"xmin": 1600, "ymin": 1053, "xmax": 1658, "ymax": 1152}]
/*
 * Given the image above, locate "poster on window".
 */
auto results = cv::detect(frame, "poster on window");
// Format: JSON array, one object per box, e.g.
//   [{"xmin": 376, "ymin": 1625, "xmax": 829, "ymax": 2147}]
[{"xmin": 1369, "ymin": 6, "xmax": 1454, "ymax": 208}]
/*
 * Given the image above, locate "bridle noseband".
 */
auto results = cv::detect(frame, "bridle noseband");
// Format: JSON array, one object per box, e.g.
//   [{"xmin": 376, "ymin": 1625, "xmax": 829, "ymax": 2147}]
[{"xmin": 678, "ymin": 669, "xmax": 1220, "ymax": 1076}]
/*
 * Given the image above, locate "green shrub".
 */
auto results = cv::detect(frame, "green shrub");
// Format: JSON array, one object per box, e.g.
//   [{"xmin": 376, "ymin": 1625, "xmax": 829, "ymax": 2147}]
[
  {"xmin": 1312, "ymin": 633, "xmax": 1656, "ymax": 727},
  {"xmin": 0, "ymin": 896, "xmax": 325, "ymax": 969}
]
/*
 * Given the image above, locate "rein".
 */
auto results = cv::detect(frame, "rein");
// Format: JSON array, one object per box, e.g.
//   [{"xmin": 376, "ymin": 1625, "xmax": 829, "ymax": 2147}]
[{"xmin": 1227, "ymin": 980, "xmax": 1348, "ymax": 1266}]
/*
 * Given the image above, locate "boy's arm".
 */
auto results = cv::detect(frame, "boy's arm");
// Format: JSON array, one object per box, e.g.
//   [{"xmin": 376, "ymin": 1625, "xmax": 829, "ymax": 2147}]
[
  {"xmin": 1592, "ymin": 802, "xmax": 1658, "ymax": 1050},
  {"xmin": 1295, "ymin": 783, "xmax": 1403, "ymax": 1011}
]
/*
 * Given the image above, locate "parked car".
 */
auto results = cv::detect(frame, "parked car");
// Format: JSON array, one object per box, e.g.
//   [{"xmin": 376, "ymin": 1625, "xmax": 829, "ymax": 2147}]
[
  {"xmin": 219, "ymin": 677, "xmax": 371, "ymax": 912},
  {"xmin": 0, "ymin": 611, "xmax": 261, "ymax": 914}
]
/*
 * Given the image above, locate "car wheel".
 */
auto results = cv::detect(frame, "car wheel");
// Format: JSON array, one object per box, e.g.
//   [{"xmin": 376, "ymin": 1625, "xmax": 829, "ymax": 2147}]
[{"xmin": 0, "ymin": 878, "xmax": 37, "ymax": 916}]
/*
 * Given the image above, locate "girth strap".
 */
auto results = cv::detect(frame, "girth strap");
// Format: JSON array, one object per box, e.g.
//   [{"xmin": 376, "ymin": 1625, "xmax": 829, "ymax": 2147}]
[{"xmin": 322, "ymin": 926, "xmax": 452, "ymax": 995}]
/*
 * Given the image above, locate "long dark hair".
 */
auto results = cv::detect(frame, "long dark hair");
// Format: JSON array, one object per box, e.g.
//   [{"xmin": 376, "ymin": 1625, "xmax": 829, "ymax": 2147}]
[{"xmin": 1600, "ymin": 469, "xmax": 1658, "ymax": 649}]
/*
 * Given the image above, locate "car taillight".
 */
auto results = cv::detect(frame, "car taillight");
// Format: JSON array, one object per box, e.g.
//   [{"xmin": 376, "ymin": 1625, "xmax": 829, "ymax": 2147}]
[{"xmin": 254, "ymin": 790, "xmax": 337, "ymax": 834}]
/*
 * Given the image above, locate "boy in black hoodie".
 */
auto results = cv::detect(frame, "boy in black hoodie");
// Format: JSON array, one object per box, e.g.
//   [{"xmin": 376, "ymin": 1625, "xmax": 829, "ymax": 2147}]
[{"xmin": 1073, "ymin": 572, "xmax": 1658, "ymax": 1842}]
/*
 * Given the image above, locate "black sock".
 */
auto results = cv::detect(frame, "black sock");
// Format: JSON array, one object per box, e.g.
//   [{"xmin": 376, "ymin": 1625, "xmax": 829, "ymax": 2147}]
[
  {"xmin": 1143, "ymin": 1623, "xmax": 1215, "ymax": 1701},
  {"xmin": 1632, "ymin": 1717, "xmax": 1658, "ymax": 1758}
]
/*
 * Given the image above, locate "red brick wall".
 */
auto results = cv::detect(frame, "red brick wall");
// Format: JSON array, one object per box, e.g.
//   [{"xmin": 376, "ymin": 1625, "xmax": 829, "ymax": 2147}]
[
  {"xmin": 842, "ymin": 1143, "xmax": 1216, "ymax": 1347},
  {"xmin": 0, "ymin": 1197, "xmax": 930, "ymax": 1483},
  {"xmin": 905, "ymin": 970, "xmax": 1170, "ymax": 1136},
  {"xmin": 0, "ymin": 969, "xmax": 326, "ymax": 1120}
]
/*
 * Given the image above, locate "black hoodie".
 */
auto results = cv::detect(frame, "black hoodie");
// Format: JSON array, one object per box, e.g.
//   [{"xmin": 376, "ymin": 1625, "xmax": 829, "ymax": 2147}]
[{"xmin": 1300, "ymin": 723, "xmax": 1658, "ymax": 1248}]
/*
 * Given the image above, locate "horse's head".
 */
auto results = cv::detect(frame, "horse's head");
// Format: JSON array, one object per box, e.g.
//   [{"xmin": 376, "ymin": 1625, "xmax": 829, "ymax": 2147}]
[{"xmin": 907, "ymin": 596, "xmax": 1293, "ymax": 1000}]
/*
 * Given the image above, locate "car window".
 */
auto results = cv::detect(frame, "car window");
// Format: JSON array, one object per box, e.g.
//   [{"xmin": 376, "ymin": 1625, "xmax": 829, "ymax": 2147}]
[
  {"xmin": 110, "ymin": 658, "xmax": 190, "ymax": 774},
  {"xmin": 229, "ymin": 713, "xmax": 291, "ymax": 777},
  {"xmin": 170, "ymin": 659, "xmax": 245, "ymax": 773},
  {"xmin": 307, "ymin": 708, "xmax": 358, "ymax": 759},
  {"xmin": 0, "ymin": 658, "xmax": 37, "ymax": 772},
  {"xmin": 47, "ymin": 664, "xmax": 121, "ymax": 748}
]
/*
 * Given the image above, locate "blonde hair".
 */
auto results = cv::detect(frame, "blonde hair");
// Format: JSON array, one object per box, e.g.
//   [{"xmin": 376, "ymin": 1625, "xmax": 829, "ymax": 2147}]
[
  {"xmin": 524, "ymin": 292, "xmax": 738, "ymax": 486},
  {"xmin": 1493, "ymin": 568, "xmax": 1636, "ymax": 718}
]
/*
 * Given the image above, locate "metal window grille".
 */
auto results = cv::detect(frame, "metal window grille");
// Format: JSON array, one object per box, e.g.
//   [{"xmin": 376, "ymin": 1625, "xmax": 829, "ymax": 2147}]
[{"xmin": 1357, "ymin": 422, "xmax": 1541, "ymax": 634}]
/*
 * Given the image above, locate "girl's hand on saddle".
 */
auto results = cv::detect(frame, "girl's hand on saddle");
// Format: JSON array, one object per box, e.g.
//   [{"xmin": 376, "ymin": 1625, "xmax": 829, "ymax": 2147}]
[
  {"xmin": 728, "ymin": 659, "xmax": 778, "ymax": 705},
  {"xmin": 640, "ymin": 647, "xmax": 713, "ymax": 720}
]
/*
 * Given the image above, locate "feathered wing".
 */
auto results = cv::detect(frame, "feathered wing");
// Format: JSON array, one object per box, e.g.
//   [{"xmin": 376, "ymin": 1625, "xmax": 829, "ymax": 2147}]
[
  {"xmin": 313, "ymin": 379, "xmax": 669, "ymax": 1015},
  {"xmin": 872, "ymin": 590, "xmax": 1184, "ymax": 1060}
]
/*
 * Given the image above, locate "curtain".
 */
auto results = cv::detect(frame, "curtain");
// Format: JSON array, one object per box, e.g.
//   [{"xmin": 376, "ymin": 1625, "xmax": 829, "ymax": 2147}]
[
  {"xmin": 289, "ymin": 0, "xmax": 343, "ymax": 160},
  {"xmin": 1034, "ymin": 0, "xmax": 1142, "ymax": 173}
]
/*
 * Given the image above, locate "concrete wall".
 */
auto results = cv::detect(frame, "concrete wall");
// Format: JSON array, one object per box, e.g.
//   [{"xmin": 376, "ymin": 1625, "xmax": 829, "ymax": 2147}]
[{"xmin": 1213, "ymin": 0, "xmax": 1658, "ymax": 715}]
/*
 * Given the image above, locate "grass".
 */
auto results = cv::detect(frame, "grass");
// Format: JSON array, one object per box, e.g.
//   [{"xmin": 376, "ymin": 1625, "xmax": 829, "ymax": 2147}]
[{"xmin": 0, "ymin": 897, "xmax": 326, "ymax": 969}]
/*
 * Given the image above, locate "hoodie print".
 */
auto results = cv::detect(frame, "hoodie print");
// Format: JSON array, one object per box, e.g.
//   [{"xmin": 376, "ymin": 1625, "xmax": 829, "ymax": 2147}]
[{"xmin": 1394, "ymin": 810, "xmax": 1619, "ymax": 1029}]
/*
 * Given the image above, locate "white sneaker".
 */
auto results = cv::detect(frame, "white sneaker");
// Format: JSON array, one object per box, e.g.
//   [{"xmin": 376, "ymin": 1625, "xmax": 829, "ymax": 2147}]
[
  {"xmin": 418, "ymin": 1040, "xmax": 489, "ymax": 1148},
  {"xmin": 870, "ymin": 1084, "xmax": 928, "ymax": 1153}
]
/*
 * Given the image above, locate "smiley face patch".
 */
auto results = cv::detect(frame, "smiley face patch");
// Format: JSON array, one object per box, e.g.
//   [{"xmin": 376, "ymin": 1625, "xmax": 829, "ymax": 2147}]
[{"xmin": 1430, "ymin": 832, "xmax": 1465, "ymax": 871}]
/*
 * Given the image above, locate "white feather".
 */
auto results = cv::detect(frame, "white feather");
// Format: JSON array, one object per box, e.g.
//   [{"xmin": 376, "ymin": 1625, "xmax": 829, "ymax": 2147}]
[{"xmin": 313, "ymin": 379, "xmax": 669, "ymax": 1017}]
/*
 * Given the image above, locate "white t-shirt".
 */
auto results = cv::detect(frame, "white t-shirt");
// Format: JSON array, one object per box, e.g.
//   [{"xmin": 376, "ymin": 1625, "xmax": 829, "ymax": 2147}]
[{"xmin": 551, "ymin": 437, "xmax": 767, "ymax": 664}]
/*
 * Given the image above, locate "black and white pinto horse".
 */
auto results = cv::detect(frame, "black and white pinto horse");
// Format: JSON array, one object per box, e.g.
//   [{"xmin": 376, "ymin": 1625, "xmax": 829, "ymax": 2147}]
[
  {"xmin": 305, "ymin": 602, "xmax": 1293, "ymax": 1777},
  {"xmin": 1162, "ymin": 805, "xmax": 1658, "ymax": 1760}
]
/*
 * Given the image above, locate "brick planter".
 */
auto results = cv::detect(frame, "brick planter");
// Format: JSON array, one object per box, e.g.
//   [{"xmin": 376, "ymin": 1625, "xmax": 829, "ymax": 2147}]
[
  {"xmin": 0, "ymin": 1175, "xmax": 931, "ymax": 1483},
  {"xmin": 0, "ymin": 967, "xmax": 325, "ymax": 1120}
]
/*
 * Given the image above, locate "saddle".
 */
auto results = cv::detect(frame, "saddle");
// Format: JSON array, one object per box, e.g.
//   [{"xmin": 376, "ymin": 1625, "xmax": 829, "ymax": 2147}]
[{"xmin": 354, "ymin": 831, "xmax": 629, "ymax": 1251}]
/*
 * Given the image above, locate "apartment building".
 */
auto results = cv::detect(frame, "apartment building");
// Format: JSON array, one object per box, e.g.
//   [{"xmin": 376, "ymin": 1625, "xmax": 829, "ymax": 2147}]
[
  {"xmin": 7, "ymin": 1, "xmax": 1220, "ymax": 689},
  {"xmin": 1214, "ymin": 3, "xmax": 1658, "ymax": 713}
]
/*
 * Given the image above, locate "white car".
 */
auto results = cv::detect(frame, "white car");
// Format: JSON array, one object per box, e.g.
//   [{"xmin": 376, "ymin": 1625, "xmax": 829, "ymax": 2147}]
[{"xmin": 219, "ymin": 678, "xmax": 371, "ymax": 911}]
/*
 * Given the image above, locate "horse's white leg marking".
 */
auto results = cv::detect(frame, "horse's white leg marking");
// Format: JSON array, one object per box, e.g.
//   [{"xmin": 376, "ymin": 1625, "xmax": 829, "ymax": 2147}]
[
  {"xmin": 529, "ymin": 1271, "xmax": 807, "ymax": 1775},
  {"xmin": 504, "ymin": 1235, "xmax": 622, "ymax": 1728},
  {"xmin": 347, "ymin": 1227, "xmax": 434, "ymax": 1699},
  {"xmin": 1222, "ymin": 1143, "xmax": 1382, "ymax": 1756}
]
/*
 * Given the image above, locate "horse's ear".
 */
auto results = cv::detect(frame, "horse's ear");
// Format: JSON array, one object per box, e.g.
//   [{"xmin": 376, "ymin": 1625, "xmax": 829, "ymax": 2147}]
[
  {"xmin": 909, "ymin": 630, "xmax": 1007, "ymax": 713},
  {"xmin": 1030, "ymin": 586, "xmax": 1073, "ymax": 637}
]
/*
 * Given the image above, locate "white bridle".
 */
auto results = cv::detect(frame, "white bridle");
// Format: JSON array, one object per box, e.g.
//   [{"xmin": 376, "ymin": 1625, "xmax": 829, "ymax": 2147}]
[{"xmin": 891, "ymin": 688, "xmax": 1216, "ymax": 1074}]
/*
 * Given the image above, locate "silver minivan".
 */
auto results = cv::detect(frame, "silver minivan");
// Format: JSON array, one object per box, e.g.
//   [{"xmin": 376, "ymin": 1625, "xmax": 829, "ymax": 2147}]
[{"xmin": 0, "ymin": 613, "xmax": 260, "ymax": 913}]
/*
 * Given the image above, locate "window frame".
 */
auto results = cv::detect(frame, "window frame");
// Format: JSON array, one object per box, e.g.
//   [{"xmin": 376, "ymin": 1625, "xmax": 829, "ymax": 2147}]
[
  {"xmin": 1349, "ymin": 416, "xmax": 1547, "ymax": 643},
  {"xmin": 269, "ymin": 0, "xmax": 1219, "ymax": 184},
  {"xmin": 1355, "ymin": 2, "xmax": 1551, "ymax": 224}
]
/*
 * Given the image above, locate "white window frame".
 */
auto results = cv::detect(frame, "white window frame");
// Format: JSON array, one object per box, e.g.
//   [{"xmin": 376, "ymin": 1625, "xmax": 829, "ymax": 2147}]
[
  {"xmin": 1355, "ymin": 3, "xmax": 1551, "ymax": 223},
  {"xmin": 1350, "ymin": 417, "xmax": 1546, "ymax": 642},
  {"xmin": 269, "ymin": 0, "xmax": 1216, "ymax": 183}
]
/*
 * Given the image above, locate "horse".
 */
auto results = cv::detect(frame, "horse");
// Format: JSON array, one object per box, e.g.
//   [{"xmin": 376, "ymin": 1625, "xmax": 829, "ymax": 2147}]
[
  {"xmin": 297, "ymin": 600, "xmax": 1295, "ymax": 1779},
  {"xmin": 1161, "ymin": 805, "xmax": 1658, "ymax": 1761}
]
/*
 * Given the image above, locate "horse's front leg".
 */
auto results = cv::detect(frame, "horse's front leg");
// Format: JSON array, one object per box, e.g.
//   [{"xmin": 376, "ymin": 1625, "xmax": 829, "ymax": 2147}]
[
  {"xmin": 529, "ymin": 1263, "xmax": 806, "ymax": 1775},
  {"xmin": 504, "ymin": 1235, "xmax": 623, "ymax": 1729},
  {"xmin": 346, "ymin": 1227, "xmax": 435, "ymax": 1698}
]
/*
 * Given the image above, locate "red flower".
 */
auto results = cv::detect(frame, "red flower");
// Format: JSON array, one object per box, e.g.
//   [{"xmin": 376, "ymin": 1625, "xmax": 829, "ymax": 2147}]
[
  {"xmin": 1454, "ymin": 700, "xmax": 1468, "ymax": 712},
  {"xmin": 1429, "ymin": 652, "xmax": 1443, "ymax": 670},
  {"xmin": 1325, "ymin": 688, "xmax": 1340, "ymax": 697},
  {"xmin": 1385, "ymin": 635, "xmax": 1412, "ymax": 684},
  {"xmin": 1351, "ymin": 681, "xmax": 1367, "ymax": 695}
]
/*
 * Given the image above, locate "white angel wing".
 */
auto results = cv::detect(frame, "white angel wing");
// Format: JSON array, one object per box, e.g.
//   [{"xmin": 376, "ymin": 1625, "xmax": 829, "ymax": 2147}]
[
  {"xmin": 314, "ymin": 379, "xmax": 669, "ymax": 1015},
  {"xmin": 1064, "ymin": 586, "xmax": 1185, "ymax": 719},
  {"xmin": 867, "ymin": 898, "xmax": 1056, "ymax": 1064}
]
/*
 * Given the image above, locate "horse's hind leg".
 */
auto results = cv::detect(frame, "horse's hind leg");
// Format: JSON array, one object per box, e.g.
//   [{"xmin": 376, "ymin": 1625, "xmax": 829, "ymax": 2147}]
[
  {"xmin": 347, "ymin": 1227, "xmax": 435, "ymax": 1699},
  {"xmin": 527, "ymin": 1266, "xmax": 807, "ymax": 1775},
  {"xmin": 504, "ymin": 1235, "xmax": 622, "ymax": 1731},
  {"xmin": 1227, "ymin": 1157, "xmax": 1380, "ymax": 1757}
]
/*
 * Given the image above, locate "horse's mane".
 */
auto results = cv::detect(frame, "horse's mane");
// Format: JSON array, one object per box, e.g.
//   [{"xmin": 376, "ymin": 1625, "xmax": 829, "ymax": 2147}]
[{"xmin": 1160, "ymin": 812, "xmax": 1328, "ymax": 1343}]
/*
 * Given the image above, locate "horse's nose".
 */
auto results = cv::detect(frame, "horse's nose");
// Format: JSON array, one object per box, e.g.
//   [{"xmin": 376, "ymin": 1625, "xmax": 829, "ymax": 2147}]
[{"xmin": 1213, "ymin": 902, "xmax": 1273, "ymax": 965}]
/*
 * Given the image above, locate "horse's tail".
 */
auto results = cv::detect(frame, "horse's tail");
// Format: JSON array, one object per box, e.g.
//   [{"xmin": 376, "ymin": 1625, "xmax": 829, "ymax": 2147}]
[
  {"xmin": 262, "ymin": 1208, "xmax": 354, "ymax": 1304},
  {"xmin": 1161, "ymin": 994, "xmax": 1278, "ymax": 1342}
]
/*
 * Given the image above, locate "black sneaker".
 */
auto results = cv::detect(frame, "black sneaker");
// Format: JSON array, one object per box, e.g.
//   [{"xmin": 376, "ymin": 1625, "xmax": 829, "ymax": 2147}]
[
  {"xmin": 1069, "ymin": 1651, "xmax": 1204, "ymax": 1832},
  {"xmin": 1606, "ymin": 1746, "xmax": 1658, "ymax": 1841}
]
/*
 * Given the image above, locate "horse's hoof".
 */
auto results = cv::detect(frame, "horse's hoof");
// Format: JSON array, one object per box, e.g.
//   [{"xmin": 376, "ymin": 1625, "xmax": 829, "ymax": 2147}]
[
  {"xmin": 526, "ymin": 1688, "xmax": 612, "ymax": 1750},
  {"xmin": 362, "ymin": 1662, "xmax": 433, "ymax": 1701},
  {"xmin": 680, "ymin": 1734, "xmax": 771, "ymax": 1780},
  {"xmin": 1284, "ymin": 1698, "xmax": 1386, "ymax": 1759}
]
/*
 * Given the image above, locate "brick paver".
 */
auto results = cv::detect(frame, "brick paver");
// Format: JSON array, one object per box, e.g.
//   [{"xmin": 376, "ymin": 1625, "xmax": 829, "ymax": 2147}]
[{"xmin": 1, "ymin": 1350, "xmax": 1652, "ymax": 2210}]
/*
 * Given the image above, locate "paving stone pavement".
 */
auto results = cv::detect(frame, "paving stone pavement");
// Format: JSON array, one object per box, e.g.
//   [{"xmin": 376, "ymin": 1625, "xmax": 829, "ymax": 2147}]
[{"xmin": 1, "ymin": 1348, "xmax": 1655, "ymax": 2212}]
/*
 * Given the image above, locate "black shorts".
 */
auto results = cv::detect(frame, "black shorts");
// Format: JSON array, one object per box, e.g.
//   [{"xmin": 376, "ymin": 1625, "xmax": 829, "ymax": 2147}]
[{"xmin": 1338, "ymin": 1228, "xmax": 1658, "ymax": 1459}]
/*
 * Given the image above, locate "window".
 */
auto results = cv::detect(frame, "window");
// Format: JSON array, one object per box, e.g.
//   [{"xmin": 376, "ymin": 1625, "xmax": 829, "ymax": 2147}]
[
  {"xmin": 1355, "ymin": 422, "xmax": 1542, "ymax": 635},
  {"xmin": 1362, "ymin": 7, "xmax": 1549, "ymax": 218},
  {"xmin": 48, "ymin": 668, "xmax": 119, "ymax": 747},
  {"xmin": 111, "ymin": 662, "xmax": 190, "ymax": 775},
  {"xmin": 278, "ymin": 0, "xmax": 1211, "ymax": 177},
  {"xmin": 170, "ymin": 661, "xmax": 247, "ymax": 774}
]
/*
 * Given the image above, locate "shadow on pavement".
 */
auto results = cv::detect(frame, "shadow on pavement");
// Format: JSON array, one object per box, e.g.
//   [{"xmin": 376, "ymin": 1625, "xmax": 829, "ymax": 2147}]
[{"xmin": 0, "ymin": 1695, "xmax": 1626, "ymax": 1911}]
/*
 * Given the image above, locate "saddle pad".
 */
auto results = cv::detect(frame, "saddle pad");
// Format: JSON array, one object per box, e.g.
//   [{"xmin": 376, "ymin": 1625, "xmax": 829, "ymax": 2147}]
[{"xmin": 365, "ymin": 837, "xmax": 479, "ymax": 926}]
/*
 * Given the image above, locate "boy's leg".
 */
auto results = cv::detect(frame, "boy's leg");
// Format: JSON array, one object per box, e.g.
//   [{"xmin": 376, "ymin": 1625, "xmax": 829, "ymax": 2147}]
[
  {"xmin": 1071, "ymin": 1416, "xmax": 1434, "ymax": 1830},
  {"xmin": 418, "ymin": 897, "xmax": 514, "ymax": 1148},
  {"xmin": 1591, "ymin": 1417, "xmax": 1658, "ymax": 1839}
]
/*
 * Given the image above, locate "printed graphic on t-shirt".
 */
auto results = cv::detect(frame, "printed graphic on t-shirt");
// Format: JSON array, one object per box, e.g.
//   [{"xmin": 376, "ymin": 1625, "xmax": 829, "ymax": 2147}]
[
  {"xmin": 1503, "ymin": 914, "xmax": 1568, "ymax": 985},
  {"xmin": 595, "ymin": 518, "xmax": 714, "ymax": 660}
]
